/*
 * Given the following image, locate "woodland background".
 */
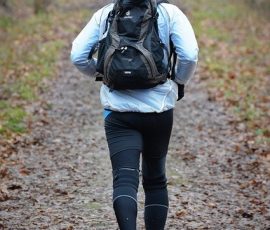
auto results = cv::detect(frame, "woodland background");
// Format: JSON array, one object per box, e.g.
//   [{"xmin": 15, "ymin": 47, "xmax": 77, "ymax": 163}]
[
  {"xmin": 0, "ymin": 0, "xmax": 269, "ymax": 229},
  {"xmin": 0, "ymin": 0, "xmax": 269, "ymax": 151}
]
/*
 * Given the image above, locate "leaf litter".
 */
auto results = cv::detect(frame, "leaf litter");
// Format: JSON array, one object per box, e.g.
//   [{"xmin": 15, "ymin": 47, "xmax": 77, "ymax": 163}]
[{"xmin": 0, "ymin": 1, "xmax": 270, "ymax": 229}]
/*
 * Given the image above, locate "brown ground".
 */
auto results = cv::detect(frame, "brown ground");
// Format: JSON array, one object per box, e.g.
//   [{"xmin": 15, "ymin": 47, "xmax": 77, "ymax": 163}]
[
  {"xmin": 0, "ymin": 50, "xmax": 269, "ymax": 229},
  {"xmin": 0, "ymin": 0, "xmax": 270, "ymax": 228}
]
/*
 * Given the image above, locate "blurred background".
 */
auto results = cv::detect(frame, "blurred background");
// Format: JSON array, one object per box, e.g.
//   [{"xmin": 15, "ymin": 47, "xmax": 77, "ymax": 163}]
[{"xmin": 0, "ymin": 0, "xmax": 269, "ymax": 149}]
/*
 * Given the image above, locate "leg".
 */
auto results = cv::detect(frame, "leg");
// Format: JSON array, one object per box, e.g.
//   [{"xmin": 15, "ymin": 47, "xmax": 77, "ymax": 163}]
[
  {"xmin": 104, "ymin": 112, "xmax": 143, "ymax": 230},
  {"xmin": 141, "ymin": 109, "xmax": 173, "ymax": 230},
  {"xmin": 111, "ymin": 150, "xmax": 140, "ymax": 230},
  {"xmin": 143, "ymin": 156, "xmax": 168, "ymax": 230}
]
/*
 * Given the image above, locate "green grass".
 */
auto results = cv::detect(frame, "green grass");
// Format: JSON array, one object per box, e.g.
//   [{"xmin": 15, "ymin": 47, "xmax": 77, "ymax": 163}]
[
  {"xmin": 181, "ymin": 0, "xmax": 270, "ymax": 145},
  {"xmin": 0, "ymin": 3, "xmax": 90, "ymax": 138},
  {"xmin": 0, "ymin": 17, "xmax": 63, "ymax": 136},
  {"xmin": 0, "ymin": 15, "xmax": 13, "ymax": 29},
  {"xmin": 0, "ymin": 105, "xmax": 27, "ymax": 134}
]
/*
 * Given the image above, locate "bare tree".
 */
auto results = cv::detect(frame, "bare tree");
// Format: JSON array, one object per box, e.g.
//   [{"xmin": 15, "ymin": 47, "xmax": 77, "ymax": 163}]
[
  {"xmin": 247, "ymin": 0, "xmax": 270, "ymax": 16},
  {"xmin": 0, "ymin": 0, "xmax": 10, "ymax": 9},
  {"xmin": 0, "ymin": 0, "xmax": 7, "ymax": 7},
  {"xmin": 34, "ymin": 0, "xmax": 51, "ymax": 14},
  {"xmin": 0, "ymin": 0, "xmax": 12, "ymax": 14}
]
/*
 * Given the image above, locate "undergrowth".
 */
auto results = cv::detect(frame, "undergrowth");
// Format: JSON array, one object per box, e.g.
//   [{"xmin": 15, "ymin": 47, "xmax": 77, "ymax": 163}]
[
  {"xmin": 0, "ymin": 2, "xmax": 90, "ymax": 138},
  {"xmin": 181, "ymin": 0, "xmax": 270, "ymax": 146},
  {"xmin": 1, "ymin": 0, "xmax": 269, "ymax": 148}
]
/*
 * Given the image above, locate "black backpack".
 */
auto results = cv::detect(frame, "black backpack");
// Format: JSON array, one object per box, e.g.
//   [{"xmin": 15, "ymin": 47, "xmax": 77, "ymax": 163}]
[{"xmin": 95, "ymin": 0, "xmax": 176, "ymax": 90}]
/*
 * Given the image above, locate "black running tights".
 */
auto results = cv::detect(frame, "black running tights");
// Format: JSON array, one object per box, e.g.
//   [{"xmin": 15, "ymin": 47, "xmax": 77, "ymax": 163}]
[{"xmin": 104, "ymin": 109, "xmax": 173, "ymax": 230}]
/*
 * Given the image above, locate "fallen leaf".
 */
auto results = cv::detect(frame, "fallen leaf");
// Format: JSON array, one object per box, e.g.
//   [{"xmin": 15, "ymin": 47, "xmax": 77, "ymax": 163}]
[
  {"xmin": 175, "ymin": 210, "xmax": 188, "ymax": 218},
  {"xmin": 208, "ymin": 202, "xmax": 217, "ymax": 208},
  {"xmin": 54, "ymin": 188, "xmax": 68, "ymax": 195},
  {"xmin": 19, "ymin": 167, "xmax": 31, "ymax": 176},
  {"xmin": 0, "ymin": 185, "xmax": 10, "ymax": 201},
  {"xmin": 0, "ymin": 167, "xmax": 9, "ymax": 179}
]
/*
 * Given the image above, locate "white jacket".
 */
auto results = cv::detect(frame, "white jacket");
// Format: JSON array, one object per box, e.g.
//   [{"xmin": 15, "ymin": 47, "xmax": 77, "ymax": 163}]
[{"xmin": 71, "ymin": 2, "xmax": 199, "ymax": 113}]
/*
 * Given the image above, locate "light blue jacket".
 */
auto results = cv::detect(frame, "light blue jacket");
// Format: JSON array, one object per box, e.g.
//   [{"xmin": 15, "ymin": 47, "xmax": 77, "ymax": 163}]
[{"xmin": 71, "ymin": 2, "xmax": 199, "ymax": 113}]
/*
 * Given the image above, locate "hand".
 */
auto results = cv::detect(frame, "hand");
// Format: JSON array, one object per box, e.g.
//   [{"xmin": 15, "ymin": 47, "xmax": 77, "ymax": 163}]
[{"xmin": 177, "ymin": 84, "xmax": 185, "ymax": 101}]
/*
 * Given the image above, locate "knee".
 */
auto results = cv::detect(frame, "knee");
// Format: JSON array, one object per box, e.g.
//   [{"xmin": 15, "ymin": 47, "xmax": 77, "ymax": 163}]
[
  {"xmin": 113, "ymin": 168, "xmax": 140, "ymax": 191},
  {"xmin": 143, "ymin": 174, "xmax": 167, "ymax": 191}
]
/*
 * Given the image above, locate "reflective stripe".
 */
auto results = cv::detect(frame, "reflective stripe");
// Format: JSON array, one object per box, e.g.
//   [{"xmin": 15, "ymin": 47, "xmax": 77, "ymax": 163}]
[
  {"xmin": 145, "ymin": 204, "xmax": 168, "ymax": 209},
  {"xmin": 118, "ymin": 168, "xmax": 140, "ymax": 173},
  {"xmin": 113, "ymin": 195, "xmax": 137, "ymax": 204}
]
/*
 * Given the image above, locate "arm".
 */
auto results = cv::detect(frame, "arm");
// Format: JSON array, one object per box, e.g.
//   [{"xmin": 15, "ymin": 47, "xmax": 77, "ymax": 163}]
[
  {"xmin": 70, "ymin": 11, "xmax": 101, "ymax": 76},
  {"xmin": 169, "ymin": 5, "xmax": 199, "ymax": 85}
]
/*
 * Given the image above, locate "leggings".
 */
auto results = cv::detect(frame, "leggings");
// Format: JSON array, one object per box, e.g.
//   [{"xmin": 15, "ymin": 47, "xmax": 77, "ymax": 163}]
[{"xmin": 104, "ymin": 109, "xmax": 173, "ymax": 230}]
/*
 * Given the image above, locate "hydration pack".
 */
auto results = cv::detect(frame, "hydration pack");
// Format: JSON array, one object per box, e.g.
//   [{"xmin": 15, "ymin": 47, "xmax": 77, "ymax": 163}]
[{"xmin": 95, "ymin": 0, "xmax": 172, "ymax": 90}]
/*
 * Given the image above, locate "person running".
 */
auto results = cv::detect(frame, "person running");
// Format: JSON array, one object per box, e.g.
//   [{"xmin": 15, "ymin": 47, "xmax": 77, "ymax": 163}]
[{"xmin": 70, "ymin": 0, "xmax": 198, "ymax": 229}]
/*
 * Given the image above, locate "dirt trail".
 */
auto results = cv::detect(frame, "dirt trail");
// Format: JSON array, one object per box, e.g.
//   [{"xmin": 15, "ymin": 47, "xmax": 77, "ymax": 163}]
[
  {"xmin": 1, "ymin": 0, "xmax": 269, "ymax": 228},
  {"xmin": 0, "ymin": 51, "xmax": 270, "ymax": 229}
]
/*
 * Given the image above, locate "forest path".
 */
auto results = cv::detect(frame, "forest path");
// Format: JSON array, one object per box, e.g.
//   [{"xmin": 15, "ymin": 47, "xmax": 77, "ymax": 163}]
[
  {"xmin": 1, "ymin": 0, "xmax": 269, "ymax": 229},
  {"xmin": 1, "ymin": 50, "xmax": 269, "ymax": 229}
]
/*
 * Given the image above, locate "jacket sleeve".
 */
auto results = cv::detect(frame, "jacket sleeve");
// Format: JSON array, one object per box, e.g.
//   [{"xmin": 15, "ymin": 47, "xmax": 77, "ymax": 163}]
[
  {"xmin": 70, "ymin": 11, "xmax": 101, "ymax": 76},
  {"xmin": 169, "ymin": 5, "xmax": 199, "ymax": 84}
]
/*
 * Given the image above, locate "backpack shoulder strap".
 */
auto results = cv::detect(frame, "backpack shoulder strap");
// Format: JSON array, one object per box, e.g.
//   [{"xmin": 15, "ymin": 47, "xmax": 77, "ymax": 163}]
[
  {"xmin": 156, "ymin": 0, "xmax": 170, "ymax": 4},
  {"xmin": 157, "ymin": 0, "xmax": 177, "ymax": 80}
]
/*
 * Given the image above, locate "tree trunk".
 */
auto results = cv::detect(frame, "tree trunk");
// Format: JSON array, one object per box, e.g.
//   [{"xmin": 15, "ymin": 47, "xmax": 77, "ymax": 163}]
[
  {"xmin": 0, "ymin": 0, "xmax": 8, "ymax": 8},
  {"xmin": 34, "ymin": 0, "xmax": 51, "ymax": 14}
]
